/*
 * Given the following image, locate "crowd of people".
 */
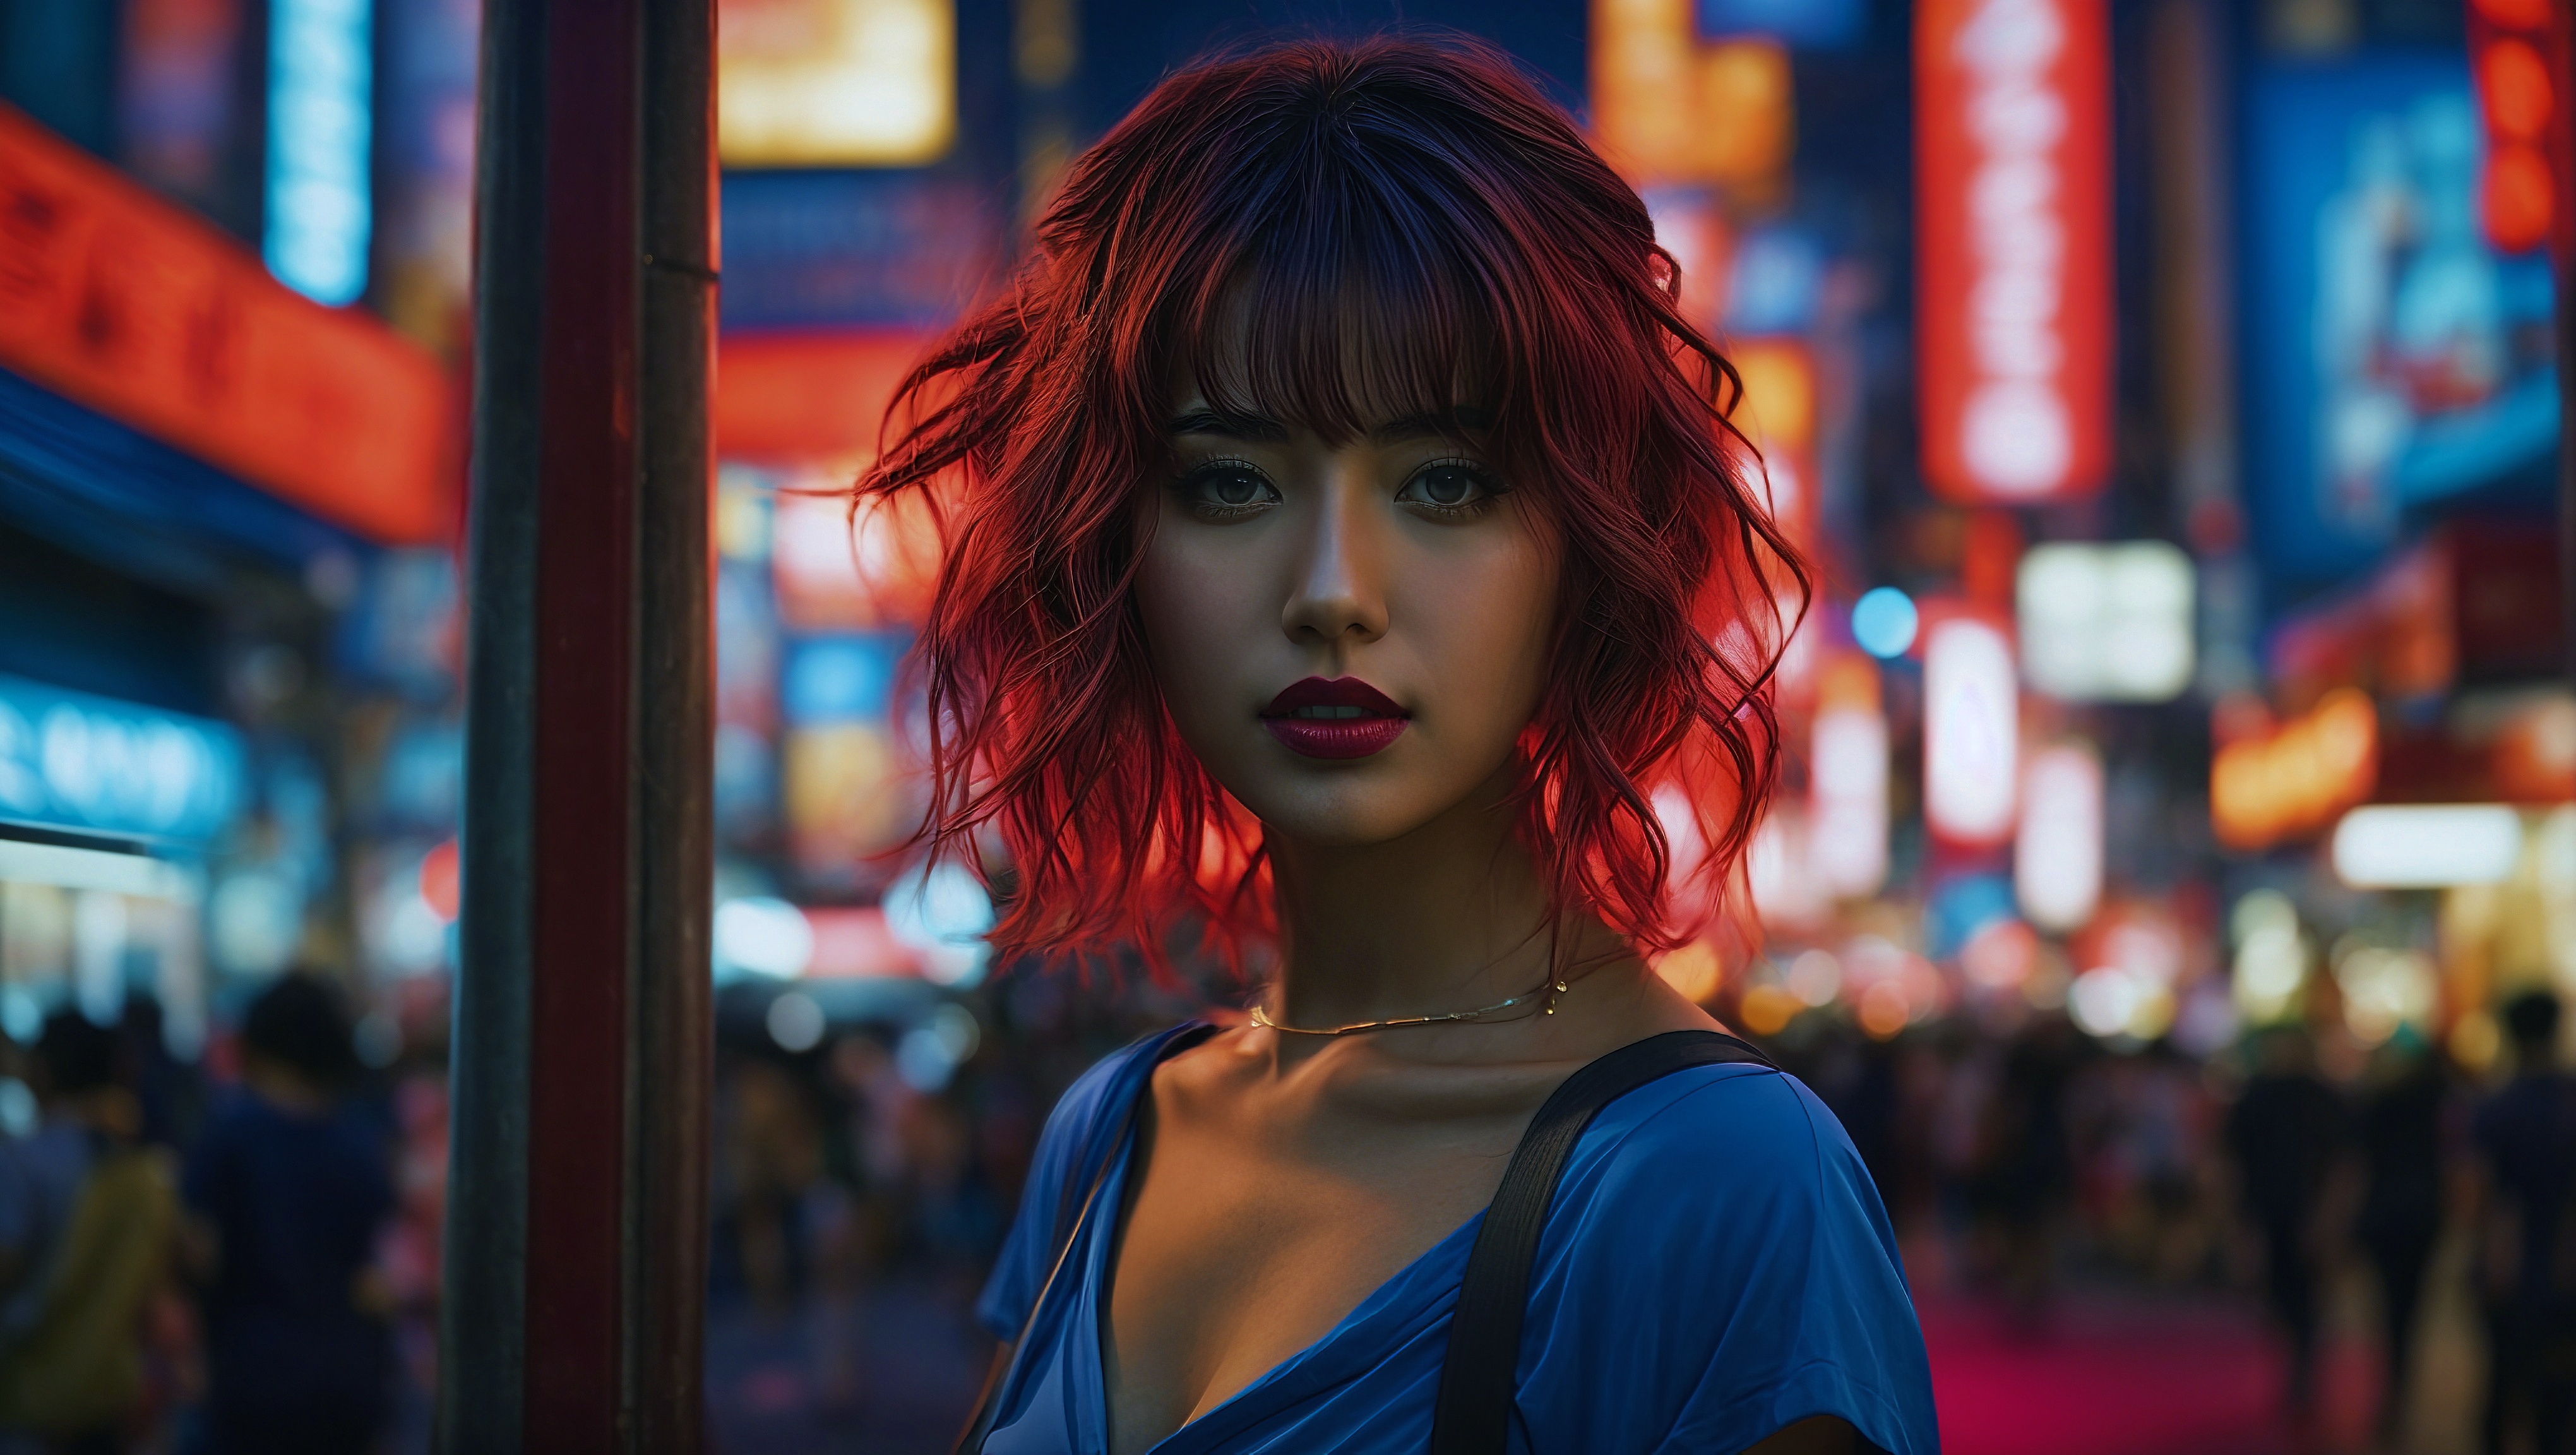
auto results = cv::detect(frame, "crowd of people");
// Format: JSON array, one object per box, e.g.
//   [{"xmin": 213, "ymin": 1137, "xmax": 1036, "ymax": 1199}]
[
  {"xmin": 1777, "ymin": 992, "xmax": 2576, "ymax": 1453},
  {"xmin": 0, "ymin": 975, "xmax": 439, "ymax": 1455}
]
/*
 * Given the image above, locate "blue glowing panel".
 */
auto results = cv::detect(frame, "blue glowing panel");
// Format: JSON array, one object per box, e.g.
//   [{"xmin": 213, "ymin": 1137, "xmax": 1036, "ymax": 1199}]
[
  {"xmin": 782, "ymin": 633, "xmax": 911, "ymax": 727},
  {"xmin": 1698, "ymin": 0, "xmax": 1864, "ymax": 47},
  {"xmin": 1724, "ymin": 225, "xmax": 1824, "ymax": 335},
  {"xmin": 1924, "ymin": 874, "xmax": 2015, "ymax": 961},
  {"xmin": 0, "ymin": 674, "xmax": 246, "ymax": 845},
  {"xmin": 265, "ymin": 0, "xmax": 374, "ymax": 306}
]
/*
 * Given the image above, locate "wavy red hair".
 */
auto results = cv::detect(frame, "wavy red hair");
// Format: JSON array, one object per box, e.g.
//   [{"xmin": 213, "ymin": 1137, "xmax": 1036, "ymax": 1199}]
[{"xmin": 859, "ymin": 34, "xmax": 1807, "ymax": 975}]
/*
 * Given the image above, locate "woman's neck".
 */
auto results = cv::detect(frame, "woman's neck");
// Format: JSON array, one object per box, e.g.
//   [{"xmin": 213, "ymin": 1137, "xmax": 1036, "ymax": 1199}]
[{"xmin": 1261, "ymin": 774, "xmax": 1608, "ymax": 1033}]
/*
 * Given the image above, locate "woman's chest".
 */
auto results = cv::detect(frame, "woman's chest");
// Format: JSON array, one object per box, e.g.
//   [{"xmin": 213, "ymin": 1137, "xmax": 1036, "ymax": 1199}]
[{"xmin": 1101, "ymin": 1098, "xmax": 1520, "ymax": 1453}]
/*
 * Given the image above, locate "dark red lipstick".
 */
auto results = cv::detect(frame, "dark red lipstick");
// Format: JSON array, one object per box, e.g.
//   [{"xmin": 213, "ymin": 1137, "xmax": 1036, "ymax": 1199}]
[{"xmin": 1260, "ymin": 677, "xmax": 1410, "ymax": 759}]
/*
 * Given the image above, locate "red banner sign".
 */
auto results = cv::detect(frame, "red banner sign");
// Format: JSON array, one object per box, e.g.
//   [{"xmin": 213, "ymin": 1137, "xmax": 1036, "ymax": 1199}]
[
  {"xmin": 1916, "ymin": 0, "xmax": 2113, "ymax": 504},
  {"xmin": 0, "ymin": 105, "xmax": 453, "ymax": 544}
]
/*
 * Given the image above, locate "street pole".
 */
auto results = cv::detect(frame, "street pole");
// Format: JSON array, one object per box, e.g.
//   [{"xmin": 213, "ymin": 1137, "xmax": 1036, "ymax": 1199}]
[
  {"xmin": 2560, "ymin": 4, "xmax": 2576, "ymax": 692},
  {"xmin": 446, "ymin": 0, "xmax": 715, "ymax": 1449}
]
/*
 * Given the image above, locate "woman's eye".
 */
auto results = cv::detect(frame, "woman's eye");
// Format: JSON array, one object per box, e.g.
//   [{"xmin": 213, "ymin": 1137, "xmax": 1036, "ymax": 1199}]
[
  {"xmin": 1208, "ymin": 470, "xmax": 1267, "ymax": 506},
  {"xmin": 1179, "ymin": 463, "xmax": 1278, "ymax": 515},
  {"xmin": 1400, "ymin": 463, "xmax": 1498, "ymax": 512}
]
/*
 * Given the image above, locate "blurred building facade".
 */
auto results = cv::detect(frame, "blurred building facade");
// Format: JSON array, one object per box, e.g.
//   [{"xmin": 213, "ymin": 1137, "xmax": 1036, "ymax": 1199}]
[{"xmin": 0, "ymin": 0, "xmax": 472, "ymax": 1089}]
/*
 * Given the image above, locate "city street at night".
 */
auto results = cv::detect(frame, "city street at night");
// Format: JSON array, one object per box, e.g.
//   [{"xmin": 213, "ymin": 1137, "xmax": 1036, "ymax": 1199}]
[{"xmin": 1, "ymin": 0, "xmax": 2573, "ymax": 1451}]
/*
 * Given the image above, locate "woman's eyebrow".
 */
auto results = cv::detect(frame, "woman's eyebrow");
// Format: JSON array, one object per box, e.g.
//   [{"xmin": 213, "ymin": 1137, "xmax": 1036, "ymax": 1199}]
[{"xmin": 1167, "ymin": 408, "xmax": 1287, "ymax": 441}]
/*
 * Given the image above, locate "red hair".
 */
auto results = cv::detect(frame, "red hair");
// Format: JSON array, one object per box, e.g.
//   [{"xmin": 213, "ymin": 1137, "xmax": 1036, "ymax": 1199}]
[{"xmin": 860, "ymin": 34, "xmax": 1806, "ymax": 974}]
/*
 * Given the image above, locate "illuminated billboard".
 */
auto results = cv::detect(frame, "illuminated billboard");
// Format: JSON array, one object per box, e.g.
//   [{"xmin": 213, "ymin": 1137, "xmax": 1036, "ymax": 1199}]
[
  {"xmin": 0, "ymin": 674, "xmax": 245, "ymax": 846},
  {"xmin": 2015, "ymin": 542, "xmax": 2195, "ymax": 702},
  {"xmin": 0, "ymin": 107, "xmax": 453, "ymax": 544},
  {"xmin": 719, "ymin": 0, "xmax": 955, "ymax": 167},
  {"xmin": 1916, "ymin": 0, "xmax": 2114, "ymax": 503},
  {"xmin": 2241, "ymin": 56, "xmax": 2560, "ymax": 584}
]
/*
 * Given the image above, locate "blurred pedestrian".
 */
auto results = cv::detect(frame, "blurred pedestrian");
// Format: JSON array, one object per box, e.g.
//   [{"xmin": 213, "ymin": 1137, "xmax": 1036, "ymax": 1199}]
[
  {"xmin": 2358, "ymin": 1036, "xmax": 2446, "ymax": 1441},
  {"xmin": 0, "ymin": 1011, "xmax": 179, "ymax": 1455},
  {"xmin": 2472, "ymin": 991, "xmax": 2576, "ymax": 1455},
  {"xmin": 181, "ymin": 974, "xmax": 393, "ymax": 1455},
  {"xmin": 2226, "ymin": 1024, "xmax": 2347, "ymax": 1416},
  {"xmin": 1990, "ymin": 1017, "xmax": 2079, "ymax": 1324},
  {"xmin": 114, "ymin": 998, "xmax": 204, "ymax": 1154}
]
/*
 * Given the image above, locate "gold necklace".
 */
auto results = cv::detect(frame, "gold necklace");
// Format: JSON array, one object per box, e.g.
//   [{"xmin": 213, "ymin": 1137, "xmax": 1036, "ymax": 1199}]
[{"xmin": 1247, "ymin": 973, "xmax": 1573, "ymax": 1037}]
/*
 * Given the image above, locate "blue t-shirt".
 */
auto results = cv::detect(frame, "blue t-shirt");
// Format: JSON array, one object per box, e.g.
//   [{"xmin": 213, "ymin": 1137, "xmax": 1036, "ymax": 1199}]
[{"xmin": 974, "ymin": 1024, "xmax": 1939, "ymax": 1454}]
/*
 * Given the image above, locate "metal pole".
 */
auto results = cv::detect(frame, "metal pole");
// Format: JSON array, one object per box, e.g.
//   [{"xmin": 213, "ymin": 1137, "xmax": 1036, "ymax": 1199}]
[
  {"xmin": 2559, "ymin": 3, "xmax": 2576, "ymax": 692},
  {"xmin": 445, "ymin": 0, "xmax": 715, "ymax": 1447}
]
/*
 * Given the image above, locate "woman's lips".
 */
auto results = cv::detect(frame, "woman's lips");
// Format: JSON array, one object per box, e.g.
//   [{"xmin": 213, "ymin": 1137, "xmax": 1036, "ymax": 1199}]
[{"xmin": 1260, "ymin": 677, "xmax": 1410, "ymax": 760}]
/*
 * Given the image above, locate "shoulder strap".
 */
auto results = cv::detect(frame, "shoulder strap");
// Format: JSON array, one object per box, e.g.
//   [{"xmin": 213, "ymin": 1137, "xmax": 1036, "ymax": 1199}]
[
  {"xmin": 1429, "ymin": 1029, "xmax": 1778, "ymax": 1455},
  {"xmin": 956, "ymin": 1022, "xmax": 1215, "ymax": 1454}
]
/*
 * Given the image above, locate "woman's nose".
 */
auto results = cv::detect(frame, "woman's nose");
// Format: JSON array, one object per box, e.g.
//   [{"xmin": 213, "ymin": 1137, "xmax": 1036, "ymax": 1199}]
[{"xmin": 1280, "ymin": 462, "xmax": 1388, "ymax": 646}]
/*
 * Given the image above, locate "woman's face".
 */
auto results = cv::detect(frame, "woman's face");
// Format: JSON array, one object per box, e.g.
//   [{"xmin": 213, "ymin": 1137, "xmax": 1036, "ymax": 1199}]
[{"xmin": 1134, "ymin": 373, "xmax": 1559, "ymax": 849}]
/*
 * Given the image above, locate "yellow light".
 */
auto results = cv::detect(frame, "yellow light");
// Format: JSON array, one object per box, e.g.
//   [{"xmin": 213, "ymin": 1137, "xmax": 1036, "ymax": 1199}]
[
  {"xmin": 1857, "ymin": 980, "xmax": 1909, "ymax": 1040},
  {"xmin": 719, "ymin": 0, "xmax": 956, "ymax": 167},
  {"xmin": 1693, "ymin": 41, "xmax": 1792, "ymax": 184},
  {"xmin": 1591, "ymin": 0, "xmax": 1790, "ymax": 186},
  {"xmin": 1738, "ymin": 983, "xmax": 1800, "ymax": 1036},
  {"xmin": 1729, "ymin": 339, "xmax": 1815, "ymax": 452},
  {"xmin": 2450, "ymin": 1010, "xmax": 2501, "ymax": 1073},
  {"xmin": 2210, "ymin": 688, "xmax": 2378, "ymax": 851}
]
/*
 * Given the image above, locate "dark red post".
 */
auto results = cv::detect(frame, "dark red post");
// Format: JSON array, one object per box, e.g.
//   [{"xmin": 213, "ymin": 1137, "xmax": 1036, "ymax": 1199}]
[
  {"xmin": 445, "ymin": 0, "xmax": 715, "ymax": 1449},
  {"xmin": 2556, "ymin": 3, "xmax": 2576, "ymax": 687}
]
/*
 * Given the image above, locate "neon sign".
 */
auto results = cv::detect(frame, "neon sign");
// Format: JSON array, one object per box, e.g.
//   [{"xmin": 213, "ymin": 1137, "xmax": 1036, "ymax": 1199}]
[
  {"xmin": 0, "ymin": 675, "xmax": 244, "ymax": 846},
  {"xmin": 2015, "ymin": 741, "xmax": 2102, "ymax": 931},
  {"xmin": 265, "ymin": 0, "xmax": 374, "ymax": 305},
  {"xmin": 1916, "ymin": 0, "xmax": 2113, "ymax": 503},
  {"xmin": 0, "ymin": 107, "xmax": 453, "ymax": 544},
  {"xmin": 2210, "ymin": 688, "xmax": 2377, "ymax": 851},
  {"xmin": 1923, "ymin": 616, "xmax": 2020, "ymax": 846}
]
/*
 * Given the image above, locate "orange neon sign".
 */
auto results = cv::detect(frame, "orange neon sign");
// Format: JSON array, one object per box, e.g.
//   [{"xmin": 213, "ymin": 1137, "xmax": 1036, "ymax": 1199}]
[
  {"xmin": 1592, "ymin": 0, "xmax": 1791, "ymax": 188},
  {"xmin": 2210, "ymin": 688, "xmax": 2378, "ymax": 852},
  {"xmin": 0, "ymin": 105, "xmax": 453, "ymax": 544}
]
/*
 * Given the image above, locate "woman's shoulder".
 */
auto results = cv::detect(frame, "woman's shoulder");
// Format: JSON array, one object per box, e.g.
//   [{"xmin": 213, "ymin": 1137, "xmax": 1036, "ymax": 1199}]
[
  {"xmin": 1523, "ymin": 1059, "xmax": 1937, "ymax": 1455},
  {"xmin": 1022, "ymin": 1022, "xmax": 1209, "ymax": 1186},
  {"xmin": 1535, "ymin": 1056, "xmax": 1910, "ymax": 1361},
  {"xmin": 1568, "ymin": 1058, "xmax": 1863, "ymax": 1215},
  {"xmin": 977, "ymin": 1022, "xmax": 1208, "ymax": 1341}
]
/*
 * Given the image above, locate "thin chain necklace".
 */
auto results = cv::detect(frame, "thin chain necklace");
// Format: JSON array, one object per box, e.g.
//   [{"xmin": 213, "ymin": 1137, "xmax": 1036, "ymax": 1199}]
[{"xmin": 1247, "ymin": 971, "xmax": 1573, "ymax": 1037}]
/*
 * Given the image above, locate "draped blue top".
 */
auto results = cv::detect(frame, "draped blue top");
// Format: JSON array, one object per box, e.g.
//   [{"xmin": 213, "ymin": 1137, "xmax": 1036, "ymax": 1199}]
[{"xmin": 974, "ymin": 1024, "xmax": 1940, "ymax": 1455}]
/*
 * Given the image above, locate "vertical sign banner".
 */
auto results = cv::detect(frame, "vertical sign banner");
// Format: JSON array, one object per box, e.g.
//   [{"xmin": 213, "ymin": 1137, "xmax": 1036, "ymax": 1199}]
[
  {"xmin": 2015, "ymin": 740, "xmax": 2102, "ymax": 931},
  {"xmin": 1923, "ymin": 616, "xmax": 2020, "ymax": 846},
  {"xmin": 1916, "ymin": 0, "xmax": 2113, "ymax": 503}
]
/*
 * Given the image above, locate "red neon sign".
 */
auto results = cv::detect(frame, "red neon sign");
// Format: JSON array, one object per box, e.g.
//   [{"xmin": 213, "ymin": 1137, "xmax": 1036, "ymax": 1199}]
[
  {"xmin": 0, "ymin": 105, "xmax": 453, "ymax": 544},
  {"xmin": 1916, "ymin": 0, "xmax": 2113, "ymax": 504}
]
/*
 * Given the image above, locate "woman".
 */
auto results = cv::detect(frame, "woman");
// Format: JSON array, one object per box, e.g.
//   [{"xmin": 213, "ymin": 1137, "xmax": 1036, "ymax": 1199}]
[{"xmin": 862, "ymin": 36, "xmax": 1938, "ymax": 1455}]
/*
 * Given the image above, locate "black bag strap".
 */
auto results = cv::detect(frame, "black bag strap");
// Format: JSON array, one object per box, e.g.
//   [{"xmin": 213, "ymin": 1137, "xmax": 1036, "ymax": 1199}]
[
  {"xmin": 1429, "ymin": 1029, "xmax": 1778, "ymax": 1455},
  {"xmin": 956, "ymin": 1022, "xmax": 1217, "ymax": 1454}
]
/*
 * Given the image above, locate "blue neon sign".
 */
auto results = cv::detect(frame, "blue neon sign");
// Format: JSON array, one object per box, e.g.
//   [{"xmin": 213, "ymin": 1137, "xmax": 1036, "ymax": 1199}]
[
  {"xmin": 265, "ymin": 0, "xmax": 374, "ymax": 306},
  {"xmin": 0, "ymin": 676, "xmax": 246, "ymax": 846}
]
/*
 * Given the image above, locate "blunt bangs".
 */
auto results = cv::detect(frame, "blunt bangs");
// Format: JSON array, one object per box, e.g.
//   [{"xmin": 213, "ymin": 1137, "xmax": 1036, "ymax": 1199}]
[
  {"xmin": 861, "ymin": 34, "xmax": 1806, "ymax": 978},
  {"xmin": 1155, "ymin": 134, "xmax": 1513, "ymax": 452}
]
